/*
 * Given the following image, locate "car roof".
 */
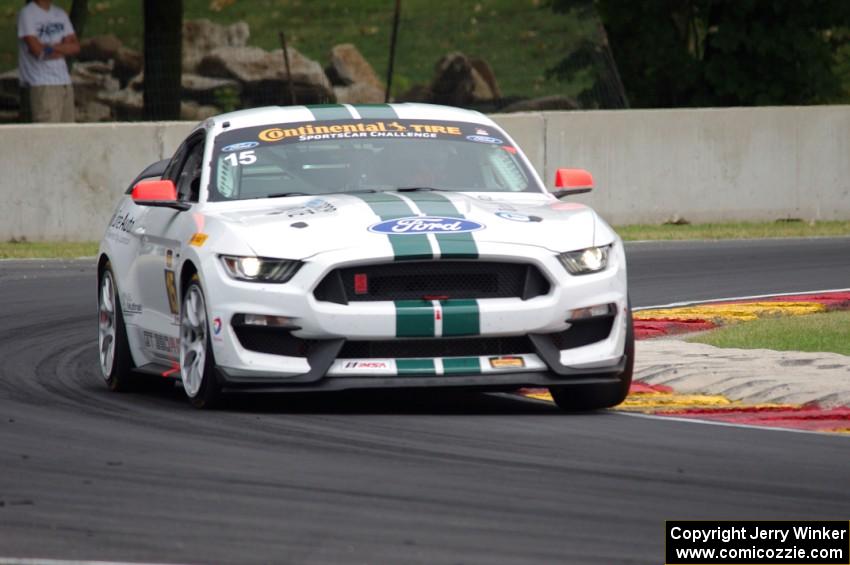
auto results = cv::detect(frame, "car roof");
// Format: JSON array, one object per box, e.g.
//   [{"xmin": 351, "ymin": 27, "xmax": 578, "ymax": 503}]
[{"xmin": 203, "ymin": 103, "xmax": 497, "ymax": 136}]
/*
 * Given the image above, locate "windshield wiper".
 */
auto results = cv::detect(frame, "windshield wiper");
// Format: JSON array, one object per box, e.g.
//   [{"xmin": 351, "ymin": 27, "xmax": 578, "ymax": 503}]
[
  {"xmin": 395, "ymin": 187, "xmax": 449, "ymax": 192},
  {"xmin": 264, "ymin": 192, "xmax": 311, "ymax": 198},
  {"xmin": 257, "ymin": 189, "xmax": 380, "ymax": 200}
]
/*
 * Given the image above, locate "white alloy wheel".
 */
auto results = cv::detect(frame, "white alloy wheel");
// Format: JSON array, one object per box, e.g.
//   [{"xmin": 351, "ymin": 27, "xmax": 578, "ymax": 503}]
[
  {"xmin": 180, "ymin": 283, "xmax": 208, "ymax": 398},
  {"xmin": 98, "ymin": 270, "xmax": 117, "ymax": 379}
]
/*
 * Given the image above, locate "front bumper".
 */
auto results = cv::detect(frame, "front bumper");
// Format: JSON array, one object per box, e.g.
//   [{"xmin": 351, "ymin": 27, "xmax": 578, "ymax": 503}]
[
  {"xmin": 217, "ymin": 364, "xmax": 626, "ymax": 393},
  {"xmin": 201, "ymin": 239, "xmax": 629, "ymax": 391}
]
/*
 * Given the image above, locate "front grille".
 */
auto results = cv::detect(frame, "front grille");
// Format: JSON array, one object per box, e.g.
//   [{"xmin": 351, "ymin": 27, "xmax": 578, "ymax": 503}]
[
  {"xmin": 548, "ymin": 316, "xmax": 615, "ymax": 350},
  {"xmin": 234, "ymin": 327, "xmax": 322, "ymax": 357},
  {"xmin": 339, "ymin": 336, "xmax": 535, "ymax": 359},
  {"xmin": 314, "ymin": 261, "xmax": 549, "ymax": 304}
]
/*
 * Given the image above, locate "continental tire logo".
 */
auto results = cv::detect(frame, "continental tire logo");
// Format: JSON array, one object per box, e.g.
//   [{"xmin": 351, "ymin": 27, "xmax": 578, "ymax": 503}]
[{"xmin": 259, "ymin": 128, "xmax": 285, "ymax": 142}]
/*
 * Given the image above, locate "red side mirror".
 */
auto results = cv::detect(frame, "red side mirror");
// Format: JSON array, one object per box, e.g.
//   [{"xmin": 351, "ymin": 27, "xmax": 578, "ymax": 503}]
[
  {"xmin": 132, "ymin": 179, "xmax": 177, "ymax": 202},
  {"xmin": 131, "ymin": 180, "xmax": 190, "ymax": 211},
  {"xmin": 552, "ymin": 168, "xmax": 594, "ymax": 198}
]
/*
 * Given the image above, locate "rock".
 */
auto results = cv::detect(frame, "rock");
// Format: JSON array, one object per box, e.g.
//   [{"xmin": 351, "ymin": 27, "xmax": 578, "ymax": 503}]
[
  {"xmin": 398, "ymin": 83, "xmax": 431, "ymax": 103},
  {"xmin": 183, "ymin": 19, "xmax": 250, "ymax": 73},
  {"xmin": 97, "ymin": 88, "xmax": 143, "ymax": 121},
  {"xmin": 113, "ymin": 47, "xmax": 143, "ymax": 85},
  {"xmin": 127, "ymin": 72, "xmax": 242, "ymax": 107},
  {"xmin": 79, "ymin": 34, "xmax": 123, "ymax": 62},
  {"xmin": 98, "ymin": 89, "xmax": 220, "ymax": 121},
  {"xmin": 333, "ymin": 83, "xmax": 384, "ymax": 104},
  {"xmin": 198, "ymin": 46, "xmax": 333, "ymax": 105},
  {"xmin": 429, "ymin": 53, "xmax": 501, "ymax": 106},
  {"xmin": 78, "ymin": 34, "xmax": 141, "ymax": 86},
  {"xmin": 72, "ymin": 61, "xmax": 119, "ymax": 122},
  {"xmin": 181, "ymin": 74, "xmax": 242, "ymax": 106},
  {"xmin": 181, "ymin": 101, "xmax": 220, "ymax": 121},
  {"xmin": 198, "ymin": 46, "xmax": 329, "ymax": 88},
  {"xmin": 470, "ymin": 58, "xmax": 501, "ymax": 100},
  {"xmin": 500, "ymin": 95, "xmax": 579, "ymax": 113},
  {"xmin": 430, "ymin": 52, "xmax": 476, "ymax": 106},
  {"xmin": 470, "ymin": 68, "xmax": 494, "ymax": 102},
  {"xmin": 326, "ymin": 44, "xmax": 382, "ymax": 89}
]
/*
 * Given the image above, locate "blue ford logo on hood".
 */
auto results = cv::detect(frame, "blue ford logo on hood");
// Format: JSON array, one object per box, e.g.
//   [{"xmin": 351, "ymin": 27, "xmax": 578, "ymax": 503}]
[{"xmin": 369, "ymin": 216, "xmax": 484, "ymax": 235}]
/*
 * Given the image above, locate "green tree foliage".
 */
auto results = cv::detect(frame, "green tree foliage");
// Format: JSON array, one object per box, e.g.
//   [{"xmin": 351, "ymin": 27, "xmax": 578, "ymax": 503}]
[{"xmin": 551, "ymin": 0, "xmax": 850, "ymax": 107}]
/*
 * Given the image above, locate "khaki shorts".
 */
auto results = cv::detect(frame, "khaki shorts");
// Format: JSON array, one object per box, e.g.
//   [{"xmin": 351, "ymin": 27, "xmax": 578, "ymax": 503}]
[{"xmin": 23, "ymin": 84, "xmax": 75, "ymax": 123}]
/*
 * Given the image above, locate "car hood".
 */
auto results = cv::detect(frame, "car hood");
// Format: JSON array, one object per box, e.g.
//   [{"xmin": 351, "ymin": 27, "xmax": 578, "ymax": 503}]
[{"xmin": 206, "ymin": 192, "xmax": 608, "ymax": 259}]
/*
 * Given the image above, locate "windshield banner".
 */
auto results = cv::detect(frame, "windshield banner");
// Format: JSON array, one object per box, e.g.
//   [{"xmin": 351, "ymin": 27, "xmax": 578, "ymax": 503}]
[{"xmin": 252, "ymin": 120, "xmax": 504, "ymax": 145}]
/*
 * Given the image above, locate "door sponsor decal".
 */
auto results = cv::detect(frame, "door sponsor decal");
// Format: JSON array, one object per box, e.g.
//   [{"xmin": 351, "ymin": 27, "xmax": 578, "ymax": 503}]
[
  {"xmin": 143, "ymin": 330, "xmax": 178, "ymax": 355},
  {"xmin": 164, "ymin": 270, "xmax": 179, "ymax": 316}
]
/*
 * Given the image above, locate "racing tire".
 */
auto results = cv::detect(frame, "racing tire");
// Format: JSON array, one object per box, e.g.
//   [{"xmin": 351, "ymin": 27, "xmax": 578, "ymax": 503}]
[
  {"xmin": 98, "ymin": 262, "xmax": 137, "ymax": 392},
  {"xmin": 179, "ymin": 277, "xmax": 222, "ymax": 409},
  {"xmin": 548, "ymin": 303, "xmax": 634, "ymax": 412}
]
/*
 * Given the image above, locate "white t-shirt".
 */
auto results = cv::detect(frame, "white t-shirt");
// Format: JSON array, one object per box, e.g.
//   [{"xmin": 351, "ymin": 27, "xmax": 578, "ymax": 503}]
[{"xmin": 17, "ymin": 2, "xmax": 75, "ymax": 87}]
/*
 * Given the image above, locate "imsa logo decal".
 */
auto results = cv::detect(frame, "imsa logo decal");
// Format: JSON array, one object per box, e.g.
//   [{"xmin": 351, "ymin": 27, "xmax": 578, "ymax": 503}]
[{"xmin": 368, "ymin": 216, "xmax": 484, "ymax": 235}]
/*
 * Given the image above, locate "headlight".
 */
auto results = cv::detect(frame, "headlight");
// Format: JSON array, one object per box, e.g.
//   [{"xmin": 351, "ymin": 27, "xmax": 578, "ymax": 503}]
[
  {"xmin": 557, "ymin": 245, "xmax": 611, "ymax": 275},
  {"xmin": 219, "ymin": 255, "xmax": 302, "ymax": 283}
]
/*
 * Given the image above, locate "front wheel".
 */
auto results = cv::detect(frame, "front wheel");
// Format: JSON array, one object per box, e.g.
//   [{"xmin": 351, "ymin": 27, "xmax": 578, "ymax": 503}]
[
  {"xmin": 548, "ymin": 304, "xmax": 634, "ymax": 412},
  {"xmin": 180, "ymin": 279, "xmax": 222, "ymax": 409}
]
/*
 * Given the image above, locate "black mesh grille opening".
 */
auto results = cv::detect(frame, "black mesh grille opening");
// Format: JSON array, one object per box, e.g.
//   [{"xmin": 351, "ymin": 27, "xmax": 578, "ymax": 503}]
[
  {"xmin": 548, "ymin": 316, "xmax": 615, "ymax": 350},
  {"xmin": 314, "ymin": 261, "xmax": 549, "ymax": 303},
  {"xmin": 234, "ymin": 327, "xmax": 322, "ymax": 357},
  {"xmin": 340, "ymin": 336, "xmax": 535, "ymax": 358}
]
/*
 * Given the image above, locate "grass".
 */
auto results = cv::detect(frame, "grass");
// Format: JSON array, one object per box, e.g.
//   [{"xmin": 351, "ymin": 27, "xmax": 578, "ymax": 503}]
[
  {"xmin": 616, "ymin": 220, "xmax": 850, "ymax": 241},
  {"xmin": 0, "ymin": 241, "xmax": 98, "ymax": 259},
  {"xmin": 688, "ymin": 310, "xmax": 850, "ymax": 356},
  {"xmin": 0, "ymin": 0, "xmax": 591, "ymax": 100}
]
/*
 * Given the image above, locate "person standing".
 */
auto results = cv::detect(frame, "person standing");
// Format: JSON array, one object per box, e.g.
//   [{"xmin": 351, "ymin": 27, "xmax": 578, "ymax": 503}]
[{"xmin": 17, "ymin": 0, "xmax": 80, "ymax": 123}]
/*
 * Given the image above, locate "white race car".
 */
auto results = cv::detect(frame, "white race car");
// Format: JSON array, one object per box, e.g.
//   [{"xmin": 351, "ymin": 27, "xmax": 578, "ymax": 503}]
[{"xmin": 97, "ymin": 103, "xmax": 632, "ymax": 410}]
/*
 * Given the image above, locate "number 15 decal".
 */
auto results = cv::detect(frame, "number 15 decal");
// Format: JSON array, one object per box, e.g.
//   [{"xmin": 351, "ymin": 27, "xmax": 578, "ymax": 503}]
[{"xmin": 223, "ymin": 150, "xmax": 257, "ymax": 166}]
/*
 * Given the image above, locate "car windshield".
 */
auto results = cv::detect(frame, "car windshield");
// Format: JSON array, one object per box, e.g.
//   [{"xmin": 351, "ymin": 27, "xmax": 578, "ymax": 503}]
[{"xmin": 209, "ymin": 119, "xmax": 540, "ymax": 201}]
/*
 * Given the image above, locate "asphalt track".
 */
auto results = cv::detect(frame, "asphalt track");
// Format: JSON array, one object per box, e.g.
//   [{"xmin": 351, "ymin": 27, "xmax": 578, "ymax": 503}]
[{"xmin": 0, "ymin": 238, "xmax": 849, "ymax": 564}]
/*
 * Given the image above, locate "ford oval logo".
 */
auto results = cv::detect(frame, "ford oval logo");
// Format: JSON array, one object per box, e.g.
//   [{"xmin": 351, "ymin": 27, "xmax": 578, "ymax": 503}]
[
  {"xmin": 466, "ymin": 135, "xmax": 503, "ymax": 144},
  {"xmin": 222, "ymin": 141, "xmax": 259, "ymax": 152},
  {"xmin": 369, "ymin": 216, "xmax": 485, "ymax": 235}
]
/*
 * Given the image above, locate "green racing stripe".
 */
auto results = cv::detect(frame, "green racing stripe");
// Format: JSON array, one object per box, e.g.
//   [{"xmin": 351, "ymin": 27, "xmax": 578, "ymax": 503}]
[
  {"xmin": 305, "ymin": 104, "xmax": 353, "ymax": 120},
  {"xmin": 356, "ymin": 192, "xmax": 432, "ymax": 261},
  {"xmin": 441, "ymin": 299, "xmax": 480, "ymax": 336},
  {"xmin": 394, "ymin": 299, "xmax": 480, "ymax": 338},
  {"xmin": 394, "ymin": 357, "xmax": 481, "ymax": 376},
  {"xmin": 402, "ymin": 192, "xmax": 479, "ymax": 259},
  {"xmin": 442, "ymin": 357, "xmax": 481, "ymax": 375},
  {"xmin": 394, "ymin": 300, "xmax": 435, "ymax": 337},
  {"xmin": 396, "ymin": 358, "xmax": 436, "ymax": 375},
  {"xmin": 352, "ymin": 104, "xmax": 398, "ymax": 120}
]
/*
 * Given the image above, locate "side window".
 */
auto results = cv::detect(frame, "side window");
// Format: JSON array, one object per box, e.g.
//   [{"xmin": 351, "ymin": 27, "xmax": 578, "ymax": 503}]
[
  {"xmin": 163, "ymin": 142, "xmax": 190, "ymax": 184},
  {"xmin": 176, "ymin": 142, "xmax": 205, "ymax": 202}
]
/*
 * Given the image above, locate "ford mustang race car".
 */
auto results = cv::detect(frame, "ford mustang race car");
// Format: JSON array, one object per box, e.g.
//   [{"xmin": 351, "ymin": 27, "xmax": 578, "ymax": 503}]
[{"xmin": 97, "ymin": 103, "xmax": 632, "ymax": 410}]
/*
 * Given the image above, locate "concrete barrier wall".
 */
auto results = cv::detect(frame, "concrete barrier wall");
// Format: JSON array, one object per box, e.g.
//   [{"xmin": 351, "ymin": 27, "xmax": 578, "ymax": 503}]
[
  {"xmin": 538, "ymin": 106, "xmax": 850, "ymax": 225},
  {"xmin": 0, "ymin": 121, "xmax": 194, "ymax": 241},
  {"xmin": 1, "ymin": 105, "xmax": 849, "ymax": 241}
]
